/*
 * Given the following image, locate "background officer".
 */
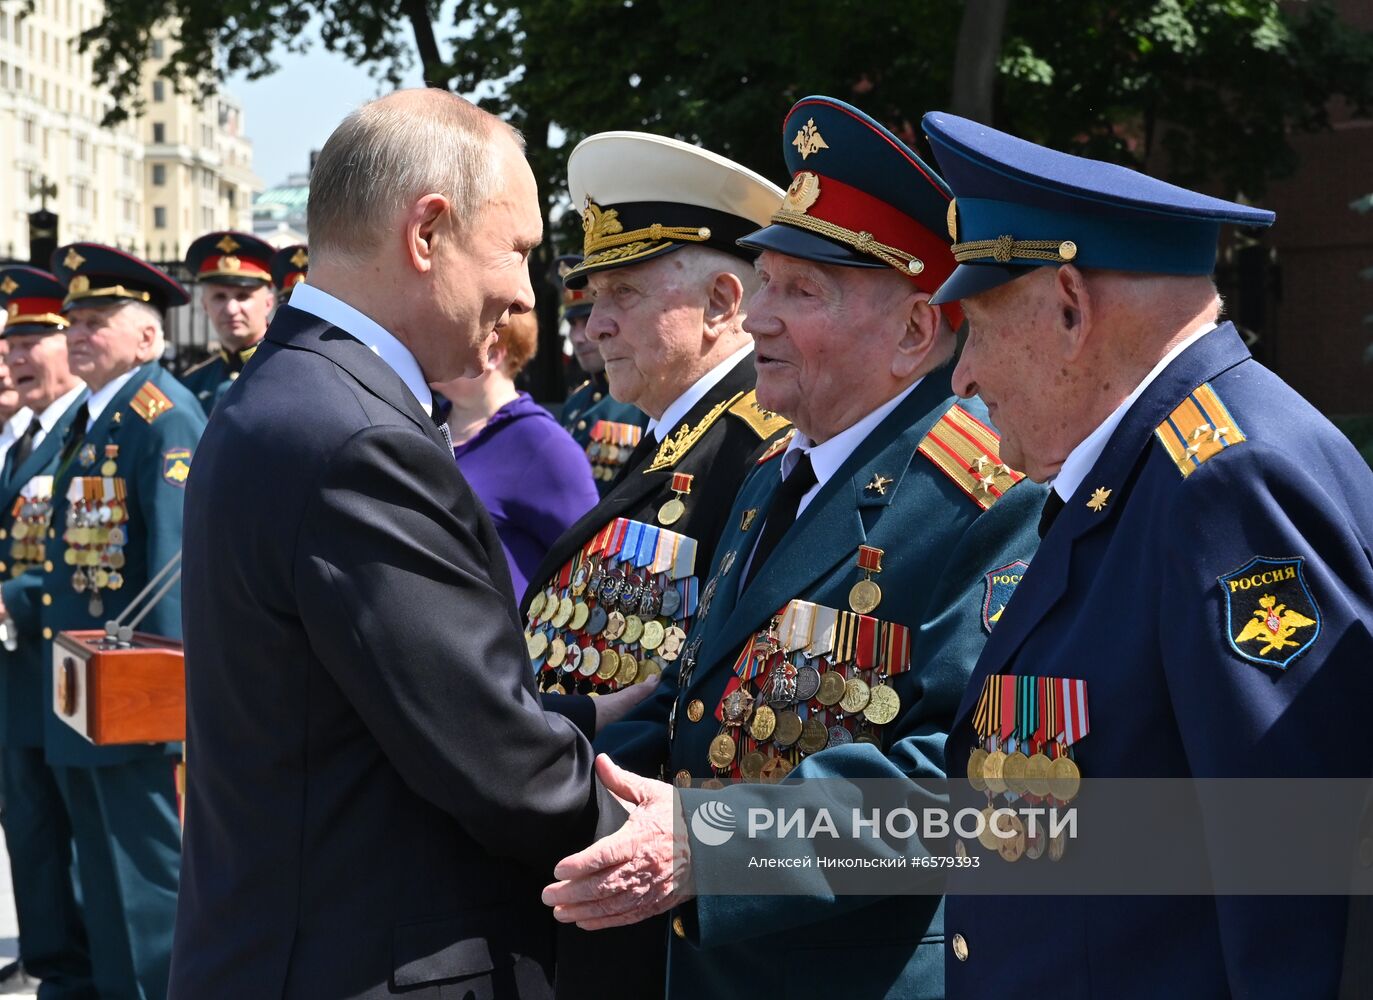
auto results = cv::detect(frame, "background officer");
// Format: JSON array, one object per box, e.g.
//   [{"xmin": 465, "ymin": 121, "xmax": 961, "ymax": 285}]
[
  {"xmin": 552, "ymin": 253, "xmax": 648, "ymax": 492},
  {"xmin": 921, "ymin": 112, "xmax": 1373, "ymax": 997},
  {"xmin": 180, "ymin": 230, "xmax": 277, "ymax": 413},
  {"xmin": 0, "ymin": 266, "xmax": 90, "ymax": 997},
  {"xmin": 44, "ymin": 243, "xmax": 207, "ymax": 1000}
]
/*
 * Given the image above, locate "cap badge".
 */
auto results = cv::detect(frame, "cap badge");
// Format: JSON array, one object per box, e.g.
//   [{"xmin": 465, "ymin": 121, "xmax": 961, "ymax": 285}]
[
  {"xmin": 783, "ymin": 172, "xmax": 821, "ymax": 214},
  {"xmin": 63, "ymin": 249, "xmax": 86, "ymax": 271},
  {"xmin": 792, "ymin": 118, "xmax": 829, "ymax": 160},
  {"xmin": 0, "ymin": 277, "xmax": 16, "ymax": 295},
  {"xmin": 289, "ymin": 248, "xmax": 309, "ymax": 268},
  {"xmin": 215, "ymin": 235, "xmax": 241, "ymax": 253},
  {"xmin": 583, "ymin": 200, "xmax": 623, "ymax": 242},
  {"xmin": 946, "ymin": 199, "xmax": 958, "ymax": 240},
  {"xmin": 221, "ymin": 255, "xmax": 242, "ymax": 271},
  {"xmin": 5, "ymin": 303, "xmax": 16, "ymax": 319},
  {"xmin": 69, "ymin": 275, "xmax": 90, "ymax": 294}
]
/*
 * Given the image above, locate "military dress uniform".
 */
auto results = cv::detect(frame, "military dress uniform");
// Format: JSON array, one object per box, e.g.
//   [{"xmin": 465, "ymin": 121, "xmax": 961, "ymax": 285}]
[
  {"xmin": 179, "ymin": 231, "xmax": 276, "ymax": 414},
  {"xmin": 0, "ymin": 266, "xmax": 93, "ymax": 996},
  {"xmin": 43, "ymin": 244, "xmax": 207, "ymax": 1000},
  {"xmin": 920, "ymin": 113, "xmax": 1373, "ymax": 997},
  {"xmin": 594, "ymin": 96, "xmax": 1044, "ymax": 1000},
  {"xmin": 521, "ymin": 133, "xmax": 788, "ymax": 1000}
]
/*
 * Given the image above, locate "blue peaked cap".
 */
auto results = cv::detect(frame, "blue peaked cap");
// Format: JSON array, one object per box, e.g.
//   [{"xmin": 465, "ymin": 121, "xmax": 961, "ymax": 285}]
[{"xmin": 921, "ymin": 112, "xmax": 1276, "ymax": 304}]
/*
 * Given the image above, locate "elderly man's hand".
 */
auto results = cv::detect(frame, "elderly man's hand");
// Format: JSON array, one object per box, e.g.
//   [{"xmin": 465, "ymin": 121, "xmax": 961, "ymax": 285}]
[
  {"xmin": 592, "ymin": 673, "xmax": 660, "ymax": 733},
  {"xmin": 542, "ymin": 754, "xmax": 691, "ymax": 930}
]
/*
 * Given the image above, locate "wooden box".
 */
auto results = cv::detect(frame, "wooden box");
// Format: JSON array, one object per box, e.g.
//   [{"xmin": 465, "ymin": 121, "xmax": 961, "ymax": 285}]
[{"xmin": 52, "ymin": 630, "xmax": 185, "ymax": 745}]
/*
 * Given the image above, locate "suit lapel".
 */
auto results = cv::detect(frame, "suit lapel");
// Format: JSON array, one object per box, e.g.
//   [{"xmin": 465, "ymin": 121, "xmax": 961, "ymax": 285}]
[
  {"xmin": 953, "ymin": 324, "xmax": 1254, "ymax": 722},
  {"xmin": 707, "ymin": 374, "xmax": 957, "ymax": 667},
  {"xmin": 266, "ymin": 305, "xmax": 443, "ymax": 448}
]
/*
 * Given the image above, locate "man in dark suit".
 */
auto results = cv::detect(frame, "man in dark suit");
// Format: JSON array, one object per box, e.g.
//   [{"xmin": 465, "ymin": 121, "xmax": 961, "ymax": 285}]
[
  {"xmin": 171, "ymin": 89, "xmax": 620, "ymax": 1000},
  {"xmin": 0, "ymin": 266, "xmax": 91, "ymax": 997}
]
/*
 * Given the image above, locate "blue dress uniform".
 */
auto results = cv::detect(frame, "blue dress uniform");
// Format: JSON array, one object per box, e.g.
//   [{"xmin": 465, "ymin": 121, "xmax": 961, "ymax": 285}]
[
  {"xmin": 178, "ymin": 231, "xmax": 275, "ymax": 415},
  {"xmin": 44, "ymin": 244, "xmax": 207, "ymax": 1000},
  {"xmin": 921, "ymin": 113, "xmax": 1373, "ymax": 997},
  {"xmin": 0, "ymin": 266, "xmax": 93, "ymax": 997},
  {"xmin": 269, "ymin": 243, "xmax": 308, "ymax": 303},
  {"xmin": 594, "ymin": 97, "xmax": 1045, "ymax": 1000}
]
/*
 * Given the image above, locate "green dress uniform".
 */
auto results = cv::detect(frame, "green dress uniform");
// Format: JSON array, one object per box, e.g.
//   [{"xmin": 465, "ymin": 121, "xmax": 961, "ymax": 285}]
[
  {"xmin": 45, "ymin": 242, "xmax": 207, "ymax": 1000},
  {"xmin": 0, "ymin": 265, "xmax": 94, "ymax": 995},
  {"xmin": 177, "ymin": 346, "xmax": 258, "ymax": 416},
  {"xmin": 596, "ymin": 377, "xmax": 1044, "ymax": 999}
]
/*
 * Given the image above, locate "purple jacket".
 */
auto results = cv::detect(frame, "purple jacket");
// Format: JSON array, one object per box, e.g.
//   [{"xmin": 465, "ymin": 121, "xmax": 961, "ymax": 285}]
[{"xmin": 452, "ymin": 392, "xmax": 598, "ymax": 599}]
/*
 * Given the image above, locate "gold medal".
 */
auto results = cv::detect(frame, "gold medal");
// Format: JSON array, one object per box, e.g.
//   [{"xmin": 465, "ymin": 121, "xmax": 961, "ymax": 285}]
[
  {"xmin": 773, "ymin": 710, "xmax": 803, "ymax": 747},
  {"xmin": 983, "ymin": 749, "xmax": 1007, "ymax": 794},
  {"xmin": 597, "ymin": 648, "xmax": 620, "ymax": 681},
  {"xmin": 740, "ymin": 750, "xmax": 766, "ymax": 782},
  {"xmin": 862, "ymin": 683, "xmax": 900, "ymax": 725},
  {"xmin": 552, "ymin": 596, "xmax": 574, "ymax": 628},
  {"xmin": 100, "ymin": 460, "xmax": 117, "ymax": 477},
  {"xmin": 657, "ymin": 497, "xmax": 686, "ymax": 526},
  {"xmin": 580, "ymin": 645, "xmax": 601, "ymax": 677},
  {"xmin": 997, "ymin": 813, "xmax": 1026, "ymax": 863},
  {"xmin": 816, "ymin": 670, "xmax": 846, "ymax": 706},
  {"xmin": 1049, "ymin": 755, "xmax": 1081, "ymax": 802},
  {"xmin": 1002, "ymin": 750, "xmax": 1029, "ymax": 796},
  {"xmin": 635, "ymin": 658, "xmax": 661, "ymax": 684},
  {"xmin": 748, "ymin": 705, "xmax": 777, "ymax": 741},
  {"xmin": 967, "ymin": 748, "xmax": 989, "ymax": 791},
  {"xmin": 528, "ymin": 590, "xmax": 546, "ymax": 621},
  {"xmin": 615, "ymin": 654, "xmax": 639, "ymax": 687},
  {"xmin": 546, "ymin": 682, "xmax": 566, "ymax": 695},
  {"xmin": 686, "ymin": 699, "xmax": 705, "ymax": 723},
  {"xmin": 839, "ymin": 676, "xmax": 871, "ymax": 714},
  {"xmin": 603, "ymin": 611, "xmax": 627, "ymax": 641},
  {"xmin": 547, "ymin": 637, "xmax": 567, "ymax": 669},
  {"xmin": 640, "ymin": 619, "xmax": 665, "ymax": 650},
  {"xmin": 621, "ymin": 614, "xmax": 644, "ymax": 646},
  {"xmin": 798, "ymin": 716, "xmax": 828, "ymax": 754},
  {"xmin": 569, "ymin": 602, "xmax": 590, "ymax": 632},
  {"xmin": 674, "ymin": 769, "xmax": 693, "ymax": 788},
  {"xmin": 1025, "ymin": 752, "xmax": 1053, "ymax": 797},
  {"xmin": 526, "ymin": 631, "xmax": 548, "ymax": 660},
  {"xmin": 708, "ymin": 732, "xmax": 736, "ymax": 770},
  {"xmin": 760, "ymin": 755, "xmax": 793, "ymax": 784},
  {"xmin": 977, "ymin": 807, "xmax": 1000, "ymax": 851},
  {"xmin": 848, "ymin": 578, "xmax": 881, "ymax": 614}
]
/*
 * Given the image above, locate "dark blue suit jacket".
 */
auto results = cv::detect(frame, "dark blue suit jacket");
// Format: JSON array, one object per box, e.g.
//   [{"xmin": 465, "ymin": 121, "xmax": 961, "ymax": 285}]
[
  {"xmin": 944, "ymin": 324, "xmax": 1373, "ymax": 999},
  {"xmin": 170, "ymin": 306, "xmax": 619, "ymax": 999}
]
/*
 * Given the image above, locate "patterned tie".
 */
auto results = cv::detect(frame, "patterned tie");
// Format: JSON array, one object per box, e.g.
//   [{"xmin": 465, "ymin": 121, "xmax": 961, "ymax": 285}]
[
  {"xmin": 430, "ymin": 397, "xmax": 453, "ymax": 452},
  {"xmin": 743, "ymin": 451, "xmax": 817, "ymax": 590}
]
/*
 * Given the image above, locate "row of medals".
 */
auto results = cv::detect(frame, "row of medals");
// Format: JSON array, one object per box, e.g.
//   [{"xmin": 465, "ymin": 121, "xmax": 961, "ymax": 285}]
[
  {"xmin": 7, "ymin": 496, "xmax": 53, "ymax": 577},
  {"xmin": 64, "ymin": 493, "xmax": 129, "ymax": 617},
  {"xmin": 585, "ymin": 438, "xmax": 634, "ymax": 483},
  {"xmin": 962, "ymin": 741, "xmax": 1081, "ymax": 863},
  {"xmin": 526, "ymin": 556, "xmax": 690, "ymax": 694},
  {"xmin": 695, "ymin": 640, "xmax": 902, "ymax": 788}
]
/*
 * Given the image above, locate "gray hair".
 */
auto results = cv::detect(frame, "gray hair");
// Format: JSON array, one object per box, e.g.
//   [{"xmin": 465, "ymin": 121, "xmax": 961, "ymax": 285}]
[{"xmin": 307, "ymin": 89, "xmax": 524, "ymax": 261}]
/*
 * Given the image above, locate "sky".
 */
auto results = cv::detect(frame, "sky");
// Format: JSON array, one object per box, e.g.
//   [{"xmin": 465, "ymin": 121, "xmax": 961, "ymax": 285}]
[{"xmin": 229, "ymin": 23, "xmax": 427, "ymax": 188}]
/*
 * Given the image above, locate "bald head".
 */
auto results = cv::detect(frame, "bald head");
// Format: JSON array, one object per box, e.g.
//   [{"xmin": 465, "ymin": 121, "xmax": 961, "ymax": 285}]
[{"xmin": 308, "ymin": 89, "xmax": 523, "ymax": 262}]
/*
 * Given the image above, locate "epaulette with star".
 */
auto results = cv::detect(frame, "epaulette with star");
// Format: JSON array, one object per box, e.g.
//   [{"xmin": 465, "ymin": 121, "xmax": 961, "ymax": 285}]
[
  {"xmin": 917, "ymin": 403, "xmax": 1024, "ymax": 510},
  {"xmin": 727, "ymin": 390, "xmax": 791, "ymax": 440},
  {"xmin": 130, "ymin": 382, "xmax": 176, "ymax": 424},
  {"xmin": 756, "ymin": 429, "xmax": 795, "ymax": 465},
  {"xmin": 1154, "ymin": 382, "xmax": 1245, "ymax": 477}
]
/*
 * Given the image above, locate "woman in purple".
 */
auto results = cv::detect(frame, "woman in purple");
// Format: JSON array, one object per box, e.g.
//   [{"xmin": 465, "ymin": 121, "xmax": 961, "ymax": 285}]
[{"xmin": 434, "ymin": 311, "xmax": 598, "ymax": 599}]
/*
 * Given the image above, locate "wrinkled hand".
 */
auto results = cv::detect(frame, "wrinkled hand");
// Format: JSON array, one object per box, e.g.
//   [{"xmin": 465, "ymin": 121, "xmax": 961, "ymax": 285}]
[
  {"xmin": 593, "ymin": 673, "xmax": 660, "ymax": 733},
  {"xmin": 542, "ymin": 754, "xmax": 691, "ymax": 930}
]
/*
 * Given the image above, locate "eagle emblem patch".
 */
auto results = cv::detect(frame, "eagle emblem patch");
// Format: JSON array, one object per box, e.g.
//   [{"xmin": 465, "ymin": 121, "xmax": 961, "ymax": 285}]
[
  {"xmin": 1221, "ymin": 556, "xmax": 1320, "ymax": 669},
  {"xmin": 982, "ymin": 559, "xmax": 1029, "ymax": 632}
]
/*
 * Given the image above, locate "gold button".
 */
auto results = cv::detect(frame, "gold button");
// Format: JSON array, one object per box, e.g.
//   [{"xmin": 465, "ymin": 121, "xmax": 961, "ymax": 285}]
[
  {"xmin": 43, "ymin": 561, "xmax": 53, "ymax": 572},
  {"xmin": 686, "ymin": 699, "xmax": 705, "ymax": 723},
  {"xmin": 41, "ymin": 594, "xmax": 51, "ymax": 606},
  {"xmin": 592, "ymin": 392, "xmax": 603, "ymax": 402},
  {"xmin": 952, "ymin": 933, "xmax": 968, "ymax": 962},
  {"xmin": 42, "ymin": 628, "xmax": 52, "ymax": 640},
  {"xmin": 0, "ymin": 562, "xmax": 7, "ymax": 573},
  {"xmin": 48, "ymin": 529, "xmax": 55, "ymax": 539},
  {"xmin": 672, "ymin": 916, "xmax": 685, "ymax": 939},
  {"xmin": 0, "ymin": 529, "xmax": 7, "ymax": 540},
  {"xmin": 1360, "ymin": 838, "xmax": 1373, "ymax": 869},
  {"xmin": 576, "ymin": 420, "xmax": 587, "ymax": 431}
]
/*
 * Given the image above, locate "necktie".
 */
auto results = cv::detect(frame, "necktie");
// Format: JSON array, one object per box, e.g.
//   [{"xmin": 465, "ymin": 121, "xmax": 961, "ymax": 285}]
[
  {"xmin": 430, "ymin": 396, "xmax": 453, "ymax": 452},
  {"xmin": 743, "ymin": 452, "xmax": 817, "ymax": 590},
  {"xmin": 3, "ymin": 416, "xmax": 42, "ymax": 482},
  {"xmin": 623, "ymin": 432, "xmax": 659, "ymax": 475},
  {"xmin": 58, "ymin": 402, "xmax": 90, "ymax": 466},
  {"xmin": 1039, "ymin": 489, "xmax": 1066, "ymax": 538}
]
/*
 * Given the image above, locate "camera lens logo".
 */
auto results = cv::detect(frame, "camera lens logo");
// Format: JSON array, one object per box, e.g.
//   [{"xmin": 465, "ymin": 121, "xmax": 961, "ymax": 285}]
[{"xmin": 690, "ymin": 800, "xmax": 736, "ymax": 846}]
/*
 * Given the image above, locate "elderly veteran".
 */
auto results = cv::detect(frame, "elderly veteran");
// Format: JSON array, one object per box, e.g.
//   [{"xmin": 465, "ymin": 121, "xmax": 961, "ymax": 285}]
[
  {"xmin": 179, "ymin": 230, "xmax": 277, "ymax": 414},
  {"xmin": 0, "ymin": 266, "xmax": 89, "ymax": 996},
  {"xmin": 520, "ymin": 132, "xmax": 789, "ymax": 999},
  {"xmin": 546, "ymin": 96, "xmax": 1045, "ymax": 1000},
  {"xmin": 917, "ymin": 113, "xmax": 1373, "ymax": 997}
]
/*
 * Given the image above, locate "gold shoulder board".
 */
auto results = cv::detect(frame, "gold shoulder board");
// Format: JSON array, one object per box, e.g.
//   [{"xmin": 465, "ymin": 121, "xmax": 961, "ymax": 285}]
[
  {"xmin": 727, "ymin": 390, "xmax": 791, "ymax": 439},
  {"xmin": 1154, "ymin": 382, "xmax": 1246, "ymax": 477},
  {"xmin": 130, "ymin": 382, "xmax": 176, "ymax": 424},
  {"xmin": 916, "ymin": 404, "xmax": 1025, "ymax": 511}
]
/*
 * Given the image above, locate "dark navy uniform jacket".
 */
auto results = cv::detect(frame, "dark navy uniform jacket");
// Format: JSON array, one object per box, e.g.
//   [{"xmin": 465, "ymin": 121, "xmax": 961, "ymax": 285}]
[
  {"xmin": 598, "ymin": 373, "xmax": 1044, "ymax": 999},
  {"xmin": 944, "ymin": 324, "xmax": 1373, "ymax": 999}
]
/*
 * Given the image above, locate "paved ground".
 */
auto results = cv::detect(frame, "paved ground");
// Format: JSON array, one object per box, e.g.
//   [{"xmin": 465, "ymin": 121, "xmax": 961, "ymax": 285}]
[{"xmin": 0, "ymin": 837, "xmax": 35, "ymax": 998}]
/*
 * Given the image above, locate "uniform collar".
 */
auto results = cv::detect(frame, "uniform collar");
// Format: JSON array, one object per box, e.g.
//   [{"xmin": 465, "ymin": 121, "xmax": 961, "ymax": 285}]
[
  {"xmin": 1, "ymin": 408, "xmax": 31, "ymax": 440},
  {"xmin": 780, "ymin": 378, "xmax": 922, "ymax": 517},
  {"xmin": 87, "ymin": 368, "xmax": 140, "ymax": 422},
  {"xmin": 37, "ymin": 382, "xmax": 87, "ymax": 433},
  {"xmin": 288, "ymin": 282, "xmax": 433, "ymax": 415},
  {"xmin": 1053, "ymin": 321, "xmax": 1216, "ymax": 505},
  {"xmin": 646, "ymin": 343, "xmax": 754, "ymax": 442}
]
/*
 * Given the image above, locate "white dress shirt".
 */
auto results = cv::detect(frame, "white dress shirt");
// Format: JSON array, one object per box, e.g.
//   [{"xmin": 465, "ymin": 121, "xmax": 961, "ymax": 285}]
[
  {"xmin": 1052, "ymin": 322, "xmax": 1217, "ymax": 505},
  {"xmin": 645, "ymin": 343, "xmax": 754, "ymax": 443},
  {"xmin": 288, "ymin": 283, "xmax": 434, "ymax": 415},
  {"xmin": 0, "ymin": 408, "xmax": 32, "ymax": 472},
  {"xmin": 30, "ymin": 381, "xmax": 87, "ymax": 450},
  {"xmin": 87, "ymin": 369, "xmax": 139, "ymax": 423}
]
